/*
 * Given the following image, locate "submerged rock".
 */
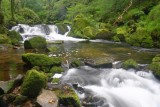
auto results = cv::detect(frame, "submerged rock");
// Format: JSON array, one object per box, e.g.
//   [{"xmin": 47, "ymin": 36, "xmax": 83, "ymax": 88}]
[
  {"xmin": 24, "ymin": 36, "xmax": 47, "ymax": 50},
  {"xmin": 20, "ymin": 70, "xmax": 47, "ymax": 98}
]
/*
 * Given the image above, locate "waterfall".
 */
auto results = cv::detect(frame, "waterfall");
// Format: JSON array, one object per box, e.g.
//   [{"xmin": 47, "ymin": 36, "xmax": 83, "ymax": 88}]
[
  {"xmin": 61, "ymin": 66, "xmax": 160, "ymax": 107},
  {"xmin": 11, "ymin": 24, "xmax": 84, "ymax": 42}
]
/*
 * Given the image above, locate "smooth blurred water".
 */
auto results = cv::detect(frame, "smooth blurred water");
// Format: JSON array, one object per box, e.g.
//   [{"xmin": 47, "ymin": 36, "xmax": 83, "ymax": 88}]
[{"xmin": 62, "ymin": 66, "xmax": 160, "ymax": 107}]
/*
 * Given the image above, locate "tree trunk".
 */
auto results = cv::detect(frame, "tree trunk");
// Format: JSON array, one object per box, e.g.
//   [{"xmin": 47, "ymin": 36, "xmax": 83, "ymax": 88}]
[
  {"xmin": 0, "ymin": 0, "xmax": 2, "ymax": 11},
  {"xmin": 11, "ymin": 0, "xmax": 15, "ymax": 21}
]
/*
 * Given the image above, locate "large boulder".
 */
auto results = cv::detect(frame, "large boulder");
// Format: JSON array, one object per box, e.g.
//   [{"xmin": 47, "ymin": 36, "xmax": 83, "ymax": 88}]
[
  {"xmin": 122, "ymin": 59, "xmax": 138, "ymax": 70},
  {"xmin": 56, "ymin": 23, "xmax": 68, "ymax": 35},
  {"xmin": 149, "ymin": 54, "xmax": 160, "ymax": 78},
  {"xmin": 20, "ymin": 70, "xmax": 47, "ymax": 98},
  {"xmin": 24, "ymin": 36, "xmax": 47, "ymax": 50},
  {"xmin": 22, "ymin": 53, "xmax": 62, "ymax": 72}
]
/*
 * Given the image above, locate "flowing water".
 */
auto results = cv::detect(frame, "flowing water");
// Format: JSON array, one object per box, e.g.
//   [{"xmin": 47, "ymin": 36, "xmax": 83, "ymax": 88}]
[
  {"xmin": 1, "ymin": 24, "xmax": 160, "ymax": 106},
  {"xmin": 61, "ymin": 66, "xmax": 160, "ymax": 107}
]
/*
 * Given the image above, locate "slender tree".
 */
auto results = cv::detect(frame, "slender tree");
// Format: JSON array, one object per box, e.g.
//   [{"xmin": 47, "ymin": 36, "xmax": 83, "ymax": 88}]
[
  {"xmin": 0, "ymin": 0, "xmax": 2, "ymax": 11},
  {"xmin": 11, "ymin": 0, "xmax": 15, "ymax": 21}
]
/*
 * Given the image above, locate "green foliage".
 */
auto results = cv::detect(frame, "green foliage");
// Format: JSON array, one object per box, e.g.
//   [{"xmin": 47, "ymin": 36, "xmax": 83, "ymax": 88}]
[
  {"xmin": 20, "ymin": 69, "xmax": 47, "ymax": 98},
  {"xmin": 122, "ymin": 59, "xmax": 138, "ymax": 69},
  {"xmin": 7, "ymin": 31, "xmax": 22, "ymax": 45},
  {"xmin": 70, "ymin": 60, "xmax": 82, "ymax": 68},
  {"xmin": 0, "ymin": 34, "xmax": 11, "ymax": 44},
  {"xmin": 24, "ymin": 36, "xmax": 47, "ymax": 49},
  {"xmin": 0, "ymin": 12, "xmax": 4, "ymax": 25},
  {"xmin": 126, "ymin": 27, "xmax": 153, "ymax": 48},
  {"xmin": 150, "ymin": 55, "xmax": 160, "ymax": 78},
  {"xmin": 50, "ymin": 66, "xmax": 64, "ymax": 74},
  {"xmin": 16, "ymin": 8, "xmax": 40, "ymax": 24}
]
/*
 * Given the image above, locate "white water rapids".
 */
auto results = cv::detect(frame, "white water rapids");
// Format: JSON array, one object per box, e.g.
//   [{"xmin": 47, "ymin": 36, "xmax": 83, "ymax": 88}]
[
  {"xmin": 11, "ymin": 24, "xmax": 84, "ymax": 42},
  {"xmin": 61, "ymin": 66, "xmax": 160, "ymax": 107}
]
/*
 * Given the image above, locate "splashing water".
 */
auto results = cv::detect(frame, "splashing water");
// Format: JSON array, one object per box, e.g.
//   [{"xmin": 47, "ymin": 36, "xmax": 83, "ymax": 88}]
[
  {"xmin": 11, "ymin": 24, "xmax": 84, "ymax": 42},
  {"xmin": 61, "ymin": 66, "xmax": 160, "ymax": 107}
]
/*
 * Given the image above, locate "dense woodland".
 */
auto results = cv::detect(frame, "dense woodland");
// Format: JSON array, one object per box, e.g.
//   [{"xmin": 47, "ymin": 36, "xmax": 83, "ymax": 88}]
[{"xmin": 0, "ymin": 0, "xmax": 160, "ymax": 48}]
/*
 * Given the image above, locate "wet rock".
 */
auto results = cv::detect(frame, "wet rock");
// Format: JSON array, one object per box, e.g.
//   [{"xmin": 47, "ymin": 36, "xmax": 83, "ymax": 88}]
[
  {"xmin": 0, "ymin": 80, "xmax": 14, "ymax": 93},
  {"xmin": 13, "ymin": 95, "xmax": 28, "ymax": 106},
  {"xmin": 0, "ymin": 93, "xmax": 16, "ymax": 107},
  {"xmin": 70, "ymin": 59, "xmax": 84, "ymax": 68},
  {"xmin": 37, "ymin": 89, "xmax": 58, "ymax": 107}
]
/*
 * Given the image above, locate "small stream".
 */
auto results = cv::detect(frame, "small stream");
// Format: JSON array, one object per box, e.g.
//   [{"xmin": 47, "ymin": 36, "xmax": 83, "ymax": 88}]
[{"xmin": 0, "ymin": 24, "xmax": 160, "ymax": 107}]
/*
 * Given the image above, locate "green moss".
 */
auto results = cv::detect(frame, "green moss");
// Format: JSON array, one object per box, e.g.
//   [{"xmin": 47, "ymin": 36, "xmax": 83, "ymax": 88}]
[
  {"xmin": 24, "ymin": 36, "xmax": 47, "ymax": 49},
  {"xmin": 54, "ymin": 86, "xmax": 81, "ymax": 107},
  {"xmin": 150, "ymin": 55, "xmax": 160, "ymax": 78},
  {"xmin": 20, "ymin": 70, "xmax": 47, "ymax": 98},
  {"xmin": 0, "ymin": 34, "xmax": 11, "ymax": 44},
  {"xmin": 50, "ymin": 66, "xmax": 64, "ymax": 74},
  {"xmin": 70, "ymin": 60, "xmax": 82, "ymax": 68},
  {"xmin": 22, "ymin": 53, "xmax": 62, "ymax": 67},
  {"xmin": 51, "ymin": 78, "xmax": 60, "ymax": 84},
  {"xmin": 122, "ymin": 59, "xmax": 138, "ymax": 69},
  {"xmin": 95, "ymin": 29, "xmax": 114, "ymax": 40},
  {"xmin": 13, "ymin": 95, "xmax": 28, "ymax": 105}
]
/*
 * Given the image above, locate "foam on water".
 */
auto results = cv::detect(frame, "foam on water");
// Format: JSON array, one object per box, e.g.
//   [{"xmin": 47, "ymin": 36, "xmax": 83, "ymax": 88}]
[{"xmin": 62, "ymin": 67, "xmax": 160, "ymax": 107}]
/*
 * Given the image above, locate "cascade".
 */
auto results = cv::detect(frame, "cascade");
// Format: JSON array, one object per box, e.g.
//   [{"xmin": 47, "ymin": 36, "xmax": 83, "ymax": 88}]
[
  {"xmin": 11, "ymin": 24, "xmax": 84, "ymax": 41},
  {"xmin": 61, "ymin": 66, "xmax": 160, "ymax": 107}
]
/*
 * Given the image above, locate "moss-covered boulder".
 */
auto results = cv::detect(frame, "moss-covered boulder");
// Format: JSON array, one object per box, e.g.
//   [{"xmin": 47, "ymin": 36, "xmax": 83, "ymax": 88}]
[
  {"xmin": 0, "ymin": 34, "xmax": 11, "ymax": 44},
  {"xmin": 95, "ymin": 29, "xmax": 114, "ymax": 40},
  {"xmin": 7, "ymin": 31, "xmax": 22, "ymax": 45},
  {"xmin": 50, "ymin": 66, "xmax": 64, "ymax": 74},
  {"xmin": 22, "ymin": 53, "xmax": 62, "ymax": 72},
  {"xmin": 56, "ymin": 23, "xmax": 68, "ymax": 35},
  {"xmin": 70, "ymin": 60, "xmax": 83, "ymax": 68},
  {"xmin": 122, "ymin": 59, "xmax": 138, "ymax": 69},
  {"xmin": 0, "ymin": 80, "xmax": 14, "ymax": 93},
  {"xmin": 54, "ymin": 85, "xmax": 81, "ymax": 107},
  {"xmin": 24, "ymin": 36, "xmax": 47, "ymax": 50},
  {"xmin": 149, "ymin": 55, "xmax": 160, "ymax": 78},
  {"xmin": 20, "ymin": 70, "xmax": 47, "ymax": 98}
]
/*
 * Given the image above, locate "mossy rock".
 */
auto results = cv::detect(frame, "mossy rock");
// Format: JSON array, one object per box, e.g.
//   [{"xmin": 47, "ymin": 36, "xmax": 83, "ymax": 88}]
[
  {"xmin": 149, "ymin": 55, "xmax": 160, "ymax": 78},
  {"xmin": 82, "ymin": 26, "xmax": 96, "ymax": 39},
  {"xmin": 56, "ymin": 23, "xmax": 68, "ymax": 35},
  {"xmin": 50, "ymin": 66, "xmax": 64, "ymax": 74},
  {"xmin": 70, "ymin": 60, "xmax": 83, "ymax": 68},
  {"xmin": 22, "ymin": 53, "xmax": 62, "ymax": 67},
  {"xmin": 13, "ymin": 95, "xmax": 28, "ymax": 106},
  {"xmin": 95, "ymin": 29, "xmax": 114, "ymax": 40},
  {"xmin": 54, "ymin": 85, "xmax": 81, "ymax": 107},
  {"xmin": 22, "ymin": 53, "xmax": 62, "ymax": 72},
  {"xmin": 7, "ymin": 31, "xmax": 22, "ymax": 45},
  {"xmin": 24, "ymin": 36, "xmax": 47, "ymax": 49},
  {"xmin": 0, "ymin": 34, "xmax": 11, "ymax": 44},
  {"xmin": 122, "ymin": 59, "xmax": 138, "ymax": 69},
  {"xmin": 20, "ymin": 70, "xmax": 47, "ymax": 98}
]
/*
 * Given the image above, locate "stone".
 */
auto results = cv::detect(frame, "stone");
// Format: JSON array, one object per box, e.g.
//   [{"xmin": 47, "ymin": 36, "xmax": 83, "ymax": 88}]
[{"xmin": 37, "ymin": 89, "xmax": 58, "ymax": 107}]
